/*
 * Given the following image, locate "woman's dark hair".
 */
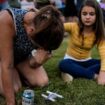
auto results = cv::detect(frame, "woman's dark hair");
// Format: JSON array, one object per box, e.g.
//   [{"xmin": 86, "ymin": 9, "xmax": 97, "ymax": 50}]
[
  {"xmin": 32, "ymin": 5, "xmax": 64, "ymax": 51},
  {"xmin": 78, "ymin": 0, "xmax": 105, "ymax": 45}
]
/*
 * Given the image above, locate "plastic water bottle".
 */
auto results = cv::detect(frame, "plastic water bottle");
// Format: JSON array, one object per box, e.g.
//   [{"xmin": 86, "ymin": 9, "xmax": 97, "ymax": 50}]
[{"xmin": 22, "ymin": 89, "xmax": 35, "ymax": 105}]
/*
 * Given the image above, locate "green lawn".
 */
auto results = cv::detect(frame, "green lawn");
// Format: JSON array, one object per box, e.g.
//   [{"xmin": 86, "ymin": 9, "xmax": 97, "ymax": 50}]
[{"xmin": 1, "ymin": 38, "xmax": 105, "ymax": 105}]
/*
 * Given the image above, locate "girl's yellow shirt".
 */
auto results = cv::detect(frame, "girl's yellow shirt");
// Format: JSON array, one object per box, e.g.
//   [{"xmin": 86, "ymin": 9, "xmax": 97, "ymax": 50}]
[{"xmin": 64, "ymin": 22, "xmax": 105, "ymax": 71}]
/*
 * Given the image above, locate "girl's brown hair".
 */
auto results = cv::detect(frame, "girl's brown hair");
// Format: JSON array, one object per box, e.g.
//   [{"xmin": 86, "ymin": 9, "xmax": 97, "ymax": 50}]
[
  {"xmin": 32, "ymin": 5, "xmax": 64, "ymax": 51},
  {"xmin": 78, "ymin": 0, "xmax": 105, "ymax": 45}
]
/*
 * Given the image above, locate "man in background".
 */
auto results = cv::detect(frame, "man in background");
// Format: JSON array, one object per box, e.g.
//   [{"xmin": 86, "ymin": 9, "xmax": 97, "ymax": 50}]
[{"xmin": 35, "ymin": 0, "xmax": 51, "ymax": 9}]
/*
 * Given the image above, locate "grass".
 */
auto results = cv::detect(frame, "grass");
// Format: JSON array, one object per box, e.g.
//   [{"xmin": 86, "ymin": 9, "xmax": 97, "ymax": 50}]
[{"xmin": 1, "ymin": 38, "xmax": 105, "ymax": 105}]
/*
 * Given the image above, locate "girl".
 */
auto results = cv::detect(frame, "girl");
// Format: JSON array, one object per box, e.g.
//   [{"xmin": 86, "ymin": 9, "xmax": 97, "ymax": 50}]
[
  {"xmin": 59, "ymin": 0, "xmax": 105, "ymax": 85},
  {"xmin": 0, "ymin": 5, "xmax": 64, "ymax": 105}
]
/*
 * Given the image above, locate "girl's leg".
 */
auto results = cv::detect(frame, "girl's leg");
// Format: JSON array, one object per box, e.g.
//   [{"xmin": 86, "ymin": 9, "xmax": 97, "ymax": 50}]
[
  {"xmin": 16, "ymin": 59, "xmax": 49, "ymax": 87},
  {"xmin": 12, "ymin": 69, "xmax": 22, "ymax": 93},
  {"xmin": 85, "ymin": 59, "xmax": 100, "ymax": 79},
  {"xmin": 84, "ymin": 59, "xmax": 100, "ymax": 74},
  {"xmin": 59, "ymin": 59, "xmax": 97, "ymax": 79},
  {"xmin": 87, "ymin": 64, "xmax": 100, "ymax": 74}
]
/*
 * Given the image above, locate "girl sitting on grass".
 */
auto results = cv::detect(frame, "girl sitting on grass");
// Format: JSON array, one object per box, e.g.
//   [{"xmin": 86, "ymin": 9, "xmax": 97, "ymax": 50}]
[{"xmin": 59, "ymin": 0, "xmax": 105, "ymax": 85}]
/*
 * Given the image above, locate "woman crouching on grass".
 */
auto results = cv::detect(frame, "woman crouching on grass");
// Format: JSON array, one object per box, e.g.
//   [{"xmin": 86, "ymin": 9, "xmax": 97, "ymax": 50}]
[
  {"xmin": 59, "ymin": 0, "xmax": 105, "ymax": 85},
  {"xmin": 0, "ymin": 5, "xmax": 64, "ymax": 105}
]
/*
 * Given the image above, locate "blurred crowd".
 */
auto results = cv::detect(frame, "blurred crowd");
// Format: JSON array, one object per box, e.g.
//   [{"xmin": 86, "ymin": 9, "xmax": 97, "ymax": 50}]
[
  {"xmin": 5, "ymin": 0, "xmax": 83, "ymax": 22},
  {"xmin": 0, "ymin": 0, "xmax": 105, "ymax": 23}
]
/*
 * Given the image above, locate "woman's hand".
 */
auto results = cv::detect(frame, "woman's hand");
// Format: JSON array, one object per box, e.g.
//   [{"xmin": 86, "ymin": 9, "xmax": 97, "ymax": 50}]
[
  {"xmin": 29, "ymin": 49, "xmax": 52, "ymax": 68},
  {"xmin": 33, "ymin": 48, "xmax": 52, "ymax": 63},
  {"xmin": 97, "ymin": 71, "xmax": 105, "ymax": 85}
]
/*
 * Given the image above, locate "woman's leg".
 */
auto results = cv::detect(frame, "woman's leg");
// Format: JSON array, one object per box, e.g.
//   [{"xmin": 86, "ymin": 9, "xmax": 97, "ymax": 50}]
[
  {"xmin": 12, "ymin": 69, "xmax": 22, "ymax": 93},
  {"xmin": 16, "ymin": 59, "xmax": 49, "ymax": 87},
  {"xmin": 0, "ymin": 71, "xmax": 3, "ymax": 94},
  {"xmin": 59, "ymin": 59, "xmax": 99, "ymax": 79}
]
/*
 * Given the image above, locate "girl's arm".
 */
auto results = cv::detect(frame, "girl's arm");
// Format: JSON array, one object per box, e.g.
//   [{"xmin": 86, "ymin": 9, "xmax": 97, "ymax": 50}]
[
  {"xmin": 64, "ymin": 22, "xmax": 78, "ymax": 34},
  {"xmin": 0, "ymin": 11, "xmax": 16, "ymax": 105},
  {"xmin": 97, "ymin": 40, "xmax": 105, "ymax": 85},
  {"xmin": 98, "ymin": 71, "xmax": 105, "ymax": 85}
]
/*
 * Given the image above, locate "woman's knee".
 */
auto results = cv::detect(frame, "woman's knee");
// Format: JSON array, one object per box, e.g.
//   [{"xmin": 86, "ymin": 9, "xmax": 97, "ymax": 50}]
[
  {"xmin": 28, "ymin": 76, "xmax": 49, "ymax": 87},
  {"xmin": 36, "ymin": 76, "xmax": 49, "ymax": 87}
]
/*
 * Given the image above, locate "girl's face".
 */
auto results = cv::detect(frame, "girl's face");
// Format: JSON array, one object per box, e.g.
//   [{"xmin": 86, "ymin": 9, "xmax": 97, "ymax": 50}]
[{"xmin": 81, "ymin": 6, "xmax": 96, "ymax": 27}]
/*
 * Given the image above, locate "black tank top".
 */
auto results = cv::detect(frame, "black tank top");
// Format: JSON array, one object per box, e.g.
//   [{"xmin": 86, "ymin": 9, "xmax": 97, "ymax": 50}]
[{"xmin": 7, "ymin": 8, "xmax": 35, "ymax": 64}]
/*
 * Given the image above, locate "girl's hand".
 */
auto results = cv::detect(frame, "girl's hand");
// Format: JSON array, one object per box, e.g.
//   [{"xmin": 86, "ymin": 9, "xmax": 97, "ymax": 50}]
[
  {"xmin": 97, "ymin": 71, "xmax": 105, "ymax": 85},
  {"xmin": 29, "ymin": 49, "xmax": 52, "ymax": 68}
]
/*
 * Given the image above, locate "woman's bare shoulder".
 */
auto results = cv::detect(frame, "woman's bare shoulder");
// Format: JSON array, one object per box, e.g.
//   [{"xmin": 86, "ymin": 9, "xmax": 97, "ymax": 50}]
[
  {"xmin": 0, "ymin": 10, "xmax": 15, "ymax": 36},
  {"xmin": 0, "ymin": 10, "xmax": 14, "ymax": 26}
]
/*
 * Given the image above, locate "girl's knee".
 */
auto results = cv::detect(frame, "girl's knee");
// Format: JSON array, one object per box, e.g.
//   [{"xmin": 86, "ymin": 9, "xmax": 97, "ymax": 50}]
[
  {"xmin": 59, "ymin": 60, "xmax": 67, "ymax": 71},
  {"xmin": 59, "ymin": 60, "xmax": 64, "ymax": 68}
]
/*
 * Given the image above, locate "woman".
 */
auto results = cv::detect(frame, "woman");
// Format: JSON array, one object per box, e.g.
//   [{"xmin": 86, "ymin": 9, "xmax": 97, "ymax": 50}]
[
  {"xmin": 59, "ymin": 0, "xmax": 105, "ymax": 85},
  {"xmin": 0, "ymin": 5, "xmax": 64, "ymax": 105}
]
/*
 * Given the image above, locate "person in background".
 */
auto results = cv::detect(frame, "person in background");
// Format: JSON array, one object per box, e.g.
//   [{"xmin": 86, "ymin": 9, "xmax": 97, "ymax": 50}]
[
  {"xmin": 99, "ymin": 0, "xmax": 105, "ymax": 23},
  {"xmin": 50, "ymin": 0, "xmax": 65, "ymax": 14},
  {"xmin": 50, "ymin": 0, "xmax": 65, "ymax": 22},
  {"xmin": 35, "ymin": 0, "xmax": 51, "ymax": 9},
  {"xmin": 63, "ymin": 0, "xmax": 78, "ymax": 22},
  {"xmin": 8, "ymin": 0, "xmax": 21, "ymax": 8},
  {"xmin": 0, "ymin": 0, "xmax": 9, "ymax": 10},
  {"xmin": 99, "ymin": 0, "xmax": 105, "ymax": 9},
  {"xmin": 0, "ymin": 5, "xmax": 64, "ymax": 105},
  {"xmin": 20, "ymin": 0, "xmax": 35, "ymax": 10},
  {"xmin": 76, "ymin": 0, "xmax": 83, "ymax": 12},
  {"xmin": 59, "ymin": 0, "xmax": 105, "ymax": 85}
]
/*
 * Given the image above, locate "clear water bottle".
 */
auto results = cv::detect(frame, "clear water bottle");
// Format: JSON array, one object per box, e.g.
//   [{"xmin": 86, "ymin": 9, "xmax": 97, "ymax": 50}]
[{"xmin": 22, "ymin": 89, "xmax": 35, "ymax": 105}]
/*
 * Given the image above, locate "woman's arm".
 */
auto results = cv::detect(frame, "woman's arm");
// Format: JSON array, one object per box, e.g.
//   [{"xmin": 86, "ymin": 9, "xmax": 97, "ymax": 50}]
[
  {"xmin": 29, "ymin": 49, "xmax": 52, "ymax": 68},
  {"xmin": 0, "ymin": 11, "xmax": 16, "ymax": 105}
]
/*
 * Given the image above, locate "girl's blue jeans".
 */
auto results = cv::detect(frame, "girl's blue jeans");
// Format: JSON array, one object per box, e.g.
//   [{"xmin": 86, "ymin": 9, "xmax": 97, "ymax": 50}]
[{"xmin": 59, "ymin": 58, "xmax": 100, "ymax": 79}]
